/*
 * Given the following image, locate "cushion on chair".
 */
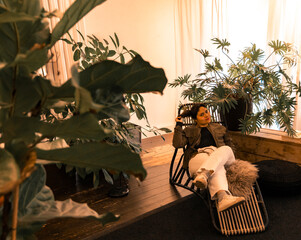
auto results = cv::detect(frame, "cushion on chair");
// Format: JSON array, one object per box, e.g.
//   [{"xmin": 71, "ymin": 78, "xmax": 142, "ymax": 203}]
[
  {"xmin": 256, "ymin": 159, "xmax": 301, "ymax": 193},
  {"xmin": 225, "ymin": 159, "xmax": 258, "ymax": 198}
]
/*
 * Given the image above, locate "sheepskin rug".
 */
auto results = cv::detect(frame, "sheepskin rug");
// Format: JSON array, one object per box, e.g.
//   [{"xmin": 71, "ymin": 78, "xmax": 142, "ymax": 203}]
[{"xmin": 225, "ymin": 159, "xmax": 258, "ymax": 199}]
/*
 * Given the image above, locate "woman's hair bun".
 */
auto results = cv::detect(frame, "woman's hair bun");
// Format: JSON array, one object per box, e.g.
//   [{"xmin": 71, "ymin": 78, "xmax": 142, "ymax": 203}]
[{"xmin": 179, "ymin": 110, "xmax": 191, "ymax": 118}]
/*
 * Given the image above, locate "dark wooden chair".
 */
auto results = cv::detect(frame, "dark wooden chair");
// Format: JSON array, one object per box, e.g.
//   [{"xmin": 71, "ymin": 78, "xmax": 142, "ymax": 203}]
[{"xmin": 169, "ymin": 103, "xmax": 269, "ymax": 235}]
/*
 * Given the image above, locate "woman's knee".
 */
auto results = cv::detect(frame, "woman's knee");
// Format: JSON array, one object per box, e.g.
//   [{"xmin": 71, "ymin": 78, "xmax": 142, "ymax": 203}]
[
  {"xmin": 218, "ymin": 146, "xmax": 235, "ymax": 161},
  {"xmin": 218, "ymin": 145, "xmax": 233, "ymax": 154}
]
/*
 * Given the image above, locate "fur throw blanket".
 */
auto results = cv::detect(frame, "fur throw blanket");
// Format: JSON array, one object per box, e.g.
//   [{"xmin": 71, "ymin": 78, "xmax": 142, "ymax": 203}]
[{"xmin": 225, "ymin": 160, "xmax": 258, "ymax": 199}]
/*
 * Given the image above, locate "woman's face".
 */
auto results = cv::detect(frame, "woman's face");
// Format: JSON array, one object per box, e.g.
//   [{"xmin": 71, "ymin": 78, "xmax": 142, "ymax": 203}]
[{"xmin": 195, "ymin": 106, "xmax": 211, "ymax": 127}]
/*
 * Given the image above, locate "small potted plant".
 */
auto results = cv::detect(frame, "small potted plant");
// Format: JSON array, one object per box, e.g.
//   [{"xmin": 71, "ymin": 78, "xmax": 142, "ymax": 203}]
[{"xmin": 170, "ymin": 38, "xmax": 301, "ymax": 136}]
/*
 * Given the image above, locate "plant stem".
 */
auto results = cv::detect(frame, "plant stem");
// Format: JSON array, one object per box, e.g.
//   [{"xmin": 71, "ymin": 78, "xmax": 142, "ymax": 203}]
[
  {"xmin": 11, "ymin": 186, "xmax": 20, "ymax": 240},
  {"xmin": 263, "ymin": 50, "xmax": 275, "ymax": 65},
  {"xmin": 0, "ymin": 193, "xmax": 12, "ymax": 240},
  {"xmin": 222, "ymin": 49, "xmax": 236, "ymax": 66},
  {"xmin": 9, "ymin": 22, "xmax": 20, "ymax": 117}
]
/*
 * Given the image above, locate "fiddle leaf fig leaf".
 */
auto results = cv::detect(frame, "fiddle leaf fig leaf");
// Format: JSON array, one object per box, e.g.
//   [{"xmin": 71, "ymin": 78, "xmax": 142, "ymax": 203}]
[
  {"xmin": 0, "ymin": 11, "xmax": 36, "ymax": 23},
  {"xmin": 1, "ymin": 113, "xmax": 110, "ymax": 144},
  {"xmin": 0, "ymin": 149, "xmax": 20, "ymax": 194},
  {"xmin": 50, "ymin": 0, "xmax": 106, "ymax": 46},
  {"xmin": 71, "ymin": 65, "xmax": 105, "ymax": 114},
  {"xmin": 0, "ymin": 5, "xmax": 50, "ymax": 64},
  {"xmin": 11, "ymin": 48, "xmax": 49, "ymax": 72},
  {"xmin": 39, "ymin": 113, "xmax": 111, "ymax": 140},
  {"xmin": 2, "ymin": 0, "xmax": 41, "ymax": 16},
  {"xmin": 35, "ymin": 142, "xmax": 147, "ymax": 181},
  {"xmin": 14, "ymin": 75, "xmax": 42, "ymax": 116},
  {"xmin": 1, "ymin": 117, "xmax": 39, "ymax": 144},
  {"xmin": 79, "ymin": 55, "xmax": 167, "ymax": 94},
  {"xmin": 71, "ymin": 66, "xmax": 130, "ymax": 122},
  {"xmin": 94, "ymin": 87, "xmax": 130, "ymax": 123}
]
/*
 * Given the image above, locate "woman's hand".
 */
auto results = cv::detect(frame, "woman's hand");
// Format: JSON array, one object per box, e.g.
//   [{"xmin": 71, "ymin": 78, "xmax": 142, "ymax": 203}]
[{"xmin": 175, "ymin": 116, "xmax": 183, "ymax": 123}]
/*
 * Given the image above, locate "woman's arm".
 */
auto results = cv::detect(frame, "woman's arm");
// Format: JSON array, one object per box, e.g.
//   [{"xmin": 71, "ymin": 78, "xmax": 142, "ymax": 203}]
[
  {"xmin": 172, "ymin": 116, "xmax": 188, "ymax": 148},
  {"xmin": 224, "ymin": 130, "xmax": 236, "ymax": 154}
]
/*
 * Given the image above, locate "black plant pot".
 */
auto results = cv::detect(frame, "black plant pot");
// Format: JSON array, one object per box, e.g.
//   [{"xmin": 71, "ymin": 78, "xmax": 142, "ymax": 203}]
[{"xmin": 221, "ymin": 97, "xmax": 252, "ymax": 131}]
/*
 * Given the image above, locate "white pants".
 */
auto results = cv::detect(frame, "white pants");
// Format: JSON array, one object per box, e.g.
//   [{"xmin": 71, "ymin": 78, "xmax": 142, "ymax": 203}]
[{"xmin": 189, "ymin": 145, "xmax": 235, "ymax": 200}]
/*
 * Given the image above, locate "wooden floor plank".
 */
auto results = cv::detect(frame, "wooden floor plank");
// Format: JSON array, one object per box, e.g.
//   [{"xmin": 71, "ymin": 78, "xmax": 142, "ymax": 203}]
[{"xmin": 36, "ymin": 133, "xmax": 195, "ymax": 240}]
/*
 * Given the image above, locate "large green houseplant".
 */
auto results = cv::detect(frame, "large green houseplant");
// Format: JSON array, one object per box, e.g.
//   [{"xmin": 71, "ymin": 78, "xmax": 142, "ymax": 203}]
[
  {"xmin": 59, "ymin": 31, "xmax": 171, "ymax": 188},
  {"xmin": 170, "ymin": 38, "xmax": 301, "ymax": 136},
  {"xmin": 0, "ymin": 0, "xmax": 167, "ymax": 239}
]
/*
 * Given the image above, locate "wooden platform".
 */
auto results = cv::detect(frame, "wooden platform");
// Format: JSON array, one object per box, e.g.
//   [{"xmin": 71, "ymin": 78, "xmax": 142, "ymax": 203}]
[
  {"xmin": 36, "ymin": 133, "xmax": 192, "ymax": 240},
  {"xmin": 36, "ymin": 128, "xmax": 298, "ymax": 239},
  {"xmin": 229, "ymin": 129, "xmax": 301, "ymax": 165}
]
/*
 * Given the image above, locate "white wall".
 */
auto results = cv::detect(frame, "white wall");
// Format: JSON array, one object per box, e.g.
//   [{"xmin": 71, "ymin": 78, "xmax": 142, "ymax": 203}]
[{"xmin": 84, "ymin": 0, "xmax": 178, "ymax": 136}]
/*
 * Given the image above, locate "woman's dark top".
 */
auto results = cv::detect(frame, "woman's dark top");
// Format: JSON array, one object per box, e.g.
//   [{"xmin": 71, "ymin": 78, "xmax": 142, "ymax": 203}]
[{"xmin": 195, "ymin": 127, "xmax": 217, "ymax": 149}]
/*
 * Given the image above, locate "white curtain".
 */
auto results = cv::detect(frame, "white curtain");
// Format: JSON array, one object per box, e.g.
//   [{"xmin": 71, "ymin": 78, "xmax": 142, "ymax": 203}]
[
  {"xmin": 40, "ymin": 0, "xmax": 86, "ymax": 86},
  {"xmin": 174, "ymin": 0, "xmax": 301, "ymax": 130}
]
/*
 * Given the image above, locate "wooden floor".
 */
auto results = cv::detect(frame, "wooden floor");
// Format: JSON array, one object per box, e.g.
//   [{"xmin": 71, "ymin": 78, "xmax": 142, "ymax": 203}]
[{"xmin": 36, "ymin": 133, "xmax": 192, "ymax": 240}]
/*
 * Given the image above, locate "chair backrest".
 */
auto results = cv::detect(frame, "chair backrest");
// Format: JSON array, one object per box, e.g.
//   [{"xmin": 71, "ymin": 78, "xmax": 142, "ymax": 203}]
[{"xmin": 177, "ymin": 103, "xmax": 223, "ymax": 128}]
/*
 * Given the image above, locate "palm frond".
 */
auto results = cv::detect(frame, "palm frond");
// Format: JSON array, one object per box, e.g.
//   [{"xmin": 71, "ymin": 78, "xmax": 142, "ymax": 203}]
[
  {"xmin": 194, "ymin": 48, "xmax": 210, "ymax": 58},
  {"xmin": 211, "ymin": 38, "xmax": 230, "ymax": 53},
  {"xmin": 261, "ymin": 108, "xmax": 274, "ymax": 126},
  {"xmin": 268, "ymin": 40, "xmax": 288, "ymax": 55},
  {"xmin": 239, "ymin": 113, "xmax": 262, "ymax": 134},
  {"xmin": 168, "ymin": 74, "xmax": 191, "ymax": 87}
]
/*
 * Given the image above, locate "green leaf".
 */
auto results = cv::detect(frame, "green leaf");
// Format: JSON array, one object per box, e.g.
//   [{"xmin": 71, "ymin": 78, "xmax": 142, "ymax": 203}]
[
  {"xmin": 2, "ymin": 0, "xmax": 41, "ymax": 16},
  {"xmin": 211, "ymin": 38, "xmax": 230, "ymax": 53},
  {"xmin": 0, "ymin": 149, "xmax": 20, "ymax": 194},
  {"xmin": 103, "ymin": 38, "xmax": 109, "ymax": 45},
  {"xmin": 114, "ymin": 32, "xmax": 120, "ymax": 47},
  {"xmin": 96, "ymin": 47, "xmax": 102, "ymax": 55},
  {"xmin": 0, "ymin": 6, "xmax": 50, "ymax": 64},
  {"xmin": 158, "ymin": 127, "xmax": 172, "ymax": 133},
  {"xmin": 36, "ymin": 142, "xmax": 147, "ymax": 181},
  {"xmin": 98, "ymin": 41, "xmax": 105, "ymax": 50},
  {"xmin": 1, "ymin": 113, "xmax": 111, "ymax": 144},
  {"xmin": 71, "ymin": 66, "xmax": 105, "ymax": 114},
  {"xmin": 82, "ymin": 60, "xmax": 90, "ymax": 69},
  {"xmin": 76, "ymin": 29, "xmax": 85, "ymax": 41},
  {"xmin": 40, "ymin": 113, "xmax": 111, "ymax": 140},
  {"xmin": 120, "ymin": 53, "xmax": 125, "ymax": 64},
  {"xmin": 135, "ymin": 108, "xmax": 145, "ymax": 120},
  {"xmin": 129, "ymin": 50, "xmax": 138, "ymax": 56},
  {"xmin": 50, "ymin": 0, "xmax": 106, "ymax": 46},
  {"xmin": 109, "ymin": 35, "xmax": 117, "ymax": 48},
  {"xmin": 79, "ymin": 55, "xmax": 167, "ymax": 94},
  {"xmin": 11, "ymin": 75, "xmax": 41, "ymax": 116},
  {"xmin": 108, "ymin": 50, "xmax": 116, "ymax": 57},
  {"xmin": 93, "ymin": 87, "xmax": 130, "ymax": 123},
  {"xmin": 73, "ymin": 49, "xmax": 81, "ymax": 61},
  {"xmin": 72, "ymin": 44, "xmax": 77, "ymax": 51},
  {"xmin": 9, "ymin": 47, "xmax": 49, "ymax": 72},
  {"xmin": 1, "ymin": 117, "xmax": 39, "ymax": 144},
  {"xmin": 61, "ymin": 38, "xmax": 72, "ymax": 44},
  {"xmin": 0, "ymin": 11, "xmax": 36, "ymax": 23}
]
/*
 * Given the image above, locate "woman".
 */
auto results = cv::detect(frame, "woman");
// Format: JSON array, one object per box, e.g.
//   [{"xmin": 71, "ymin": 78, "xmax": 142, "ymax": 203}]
[{"xmin": 173, "ymin": 103, "xmax": 245, "ymax": 212}]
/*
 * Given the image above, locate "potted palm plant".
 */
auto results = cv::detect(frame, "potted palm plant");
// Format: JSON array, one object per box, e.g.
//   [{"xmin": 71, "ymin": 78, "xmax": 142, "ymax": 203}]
[{"xmin": 170, "ymin": 38, "xmax": 301, "ymax": 136}]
